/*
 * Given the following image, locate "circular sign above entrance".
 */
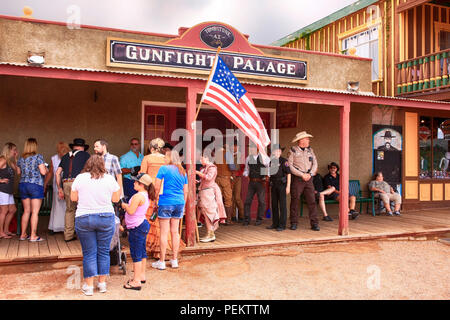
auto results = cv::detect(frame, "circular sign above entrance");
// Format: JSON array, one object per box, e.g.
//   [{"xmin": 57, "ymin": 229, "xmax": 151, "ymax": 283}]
[{"xmin": 200, "ymin": 24, "xmax": 235, "ymax": 49}]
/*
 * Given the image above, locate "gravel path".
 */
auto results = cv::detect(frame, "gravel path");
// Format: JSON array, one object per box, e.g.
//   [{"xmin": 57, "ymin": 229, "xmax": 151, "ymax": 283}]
[{"xmin": 1, "ymin": 240, "xmax": 449, "ymax": 300}]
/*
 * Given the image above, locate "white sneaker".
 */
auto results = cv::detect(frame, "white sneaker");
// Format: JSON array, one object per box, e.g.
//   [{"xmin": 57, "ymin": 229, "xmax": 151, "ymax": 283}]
[
  {"xmin": 97, "ymin": 282, "xmax": 107, "ymax": 293},
  {"xmin": 82, "ymin": 283, "xmax": 93, "ymax": 296},
  {"xmin": 170, "ymin": 259, "xmax": 179, "ymax": 268},
  {"xmin": 151, "ymin": 260, "xmax": 166, "ymax": 270}
]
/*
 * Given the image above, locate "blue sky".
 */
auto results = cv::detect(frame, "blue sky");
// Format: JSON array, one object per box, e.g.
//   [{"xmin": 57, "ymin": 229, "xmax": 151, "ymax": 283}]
[{"xmin": 0, "ymin": 0, "xmax": 357, "ymax": 45}]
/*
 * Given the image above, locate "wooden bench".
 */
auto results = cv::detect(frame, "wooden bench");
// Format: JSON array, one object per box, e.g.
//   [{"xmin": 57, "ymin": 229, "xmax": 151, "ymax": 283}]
[{"xmin": 300, "ymin": 179, "xmax": 375, "ymax": 217}]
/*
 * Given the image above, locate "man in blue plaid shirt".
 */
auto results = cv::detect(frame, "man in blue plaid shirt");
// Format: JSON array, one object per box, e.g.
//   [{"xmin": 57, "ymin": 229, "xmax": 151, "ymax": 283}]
[{"xmin": 94, "ymin": 139, "xmax": 123, "ymax": 197}]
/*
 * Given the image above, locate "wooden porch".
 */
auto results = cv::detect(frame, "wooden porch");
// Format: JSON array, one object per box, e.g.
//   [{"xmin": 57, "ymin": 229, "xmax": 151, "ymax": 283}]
[{"xmin": 0, "ymin": 208, "xmax": 449, "ymax": 265}]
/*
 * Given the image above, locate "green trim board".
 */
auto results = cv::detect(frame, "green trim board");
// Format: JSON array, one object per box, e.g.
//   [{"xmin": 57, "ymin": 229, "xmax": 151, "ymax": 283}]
[{"xmin": 271, "ymin": 0, "xmax": 379, "ymax": 47}]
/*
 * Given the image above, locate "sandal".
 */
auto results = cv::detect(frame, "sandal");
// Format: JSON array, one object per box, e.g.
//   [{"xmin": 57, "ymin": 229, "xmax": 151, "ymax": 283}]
[
  {"xmin": 0, "ymin": 234, "xmax": 12, "ymax": 239},
  {"xmin": 123, "ymin": 280, "xmax": 141, "ymax": 291},
  {"xmin": 141, "ymin": 280, "xmax": 146, "ymax": 284},
  {"xmin": 19, "ymin": 236, "xmax": 30, "ymax": 241},
  {"xmin": 29, "ymin": 237, "xmax": 45, "ymax": 242}
]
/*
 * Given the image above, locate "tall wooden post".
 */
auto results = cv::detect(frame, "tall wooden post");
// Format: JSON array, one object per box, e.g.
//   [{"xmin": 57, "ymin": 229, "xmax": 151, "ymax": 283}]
[
  {"xmin": 185, "ymin": 86, "xmax": 197, "ymax": 246},
  {"xmin": 339, "ymin": 100, "xmax": 350, "ymax": 236}
]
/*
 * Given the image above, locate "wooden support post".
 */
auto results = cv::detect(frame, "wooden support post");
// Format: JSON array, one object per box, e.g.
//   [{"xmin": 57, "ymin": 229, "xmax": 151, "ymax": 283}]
[
  {"xmin": 419, "ymin": 58, "xmax": 424, "ymax": 90},
  {"xmin": 397, "ymin": 63, "xmax": 402, "ymax": 95},
  {"xmin": 402, "ymin": 62, "xmax": 407, "ymax": 93},
  {"xmin": 424, "ymin": 57, "xmax": 430, "ymax": 89},
  {"xmin": 185, "ymin": 86, "xmax": 197, "ymax": 247},
  {"xmin": 443, "ymin": 52, "xmax": 449, "ymax": 86},
  {"xmin": 407, "ymin": 61, "xmax": 412, "ymax": 92},
  {"xmin": 436, "ymin": 54, "xmax": 441, "ymax": 87},
  {"xmin": 339, "ymin": 101, "xmax": 350, "ymax": 236},
  {"xmin": 412, "ymin": 60, "xmax": 418, "ymax": 92},
  {"xmin": 430, "ymin": 54, "xmax": 435, "ymax": 88}
]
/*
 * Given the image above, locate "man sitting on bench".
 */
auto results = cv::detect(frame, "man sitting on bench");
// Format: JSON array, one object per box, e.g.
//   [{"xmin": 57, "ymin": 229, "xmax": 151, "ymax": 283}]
[
  {"xmin": 319, "ymin": 162, "xmax": 359, "ymax": 221},
  {"xmin": 368, "ymin": 171, "xmax": 401, "ymax": 216}
]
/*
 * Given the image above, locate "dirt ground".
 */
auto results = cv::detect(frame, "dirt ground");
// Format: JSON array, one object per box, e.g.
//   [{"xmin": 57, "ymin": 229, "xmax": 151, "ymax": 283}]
[{"xmin": 0, "ymin": 240, "xmax": 449, "ymax": 300}]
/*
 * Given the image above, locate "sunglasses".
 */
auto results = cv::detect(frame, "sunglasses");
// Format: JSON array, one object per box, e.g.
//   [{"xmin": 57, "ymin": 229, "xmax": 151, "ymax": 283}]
[{"xmin": 131, "ymin": 142, "xmax": 140, "ymax": 145}]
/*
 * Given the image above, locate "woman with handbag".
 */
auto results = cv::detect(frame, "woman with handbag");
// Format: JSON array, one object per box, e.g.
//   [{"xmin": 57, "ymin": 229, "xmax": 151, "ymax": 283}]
[
  {"xmin": 196, "ymin": 152, "xmax": 227, "ymax": 242},
  {"xmin": 139, "ymin": 138, "xmax": 185, "ymax": 259}
]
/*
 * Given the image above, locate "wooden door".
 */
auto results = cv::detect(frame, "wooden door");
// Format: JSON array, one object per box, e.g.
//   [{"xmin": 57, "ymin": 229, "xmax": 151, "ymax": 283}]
[{"xmin": 143, "ymin": 106, "xmax": 177, "ymax": 154}]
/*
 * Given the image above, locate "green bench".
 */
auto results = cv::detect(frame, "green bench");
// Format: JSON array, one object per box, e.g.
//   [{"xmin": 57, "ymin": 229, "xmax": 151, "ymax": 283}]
[
  {"xmin": 300, "ymin": 179, "xmax": 375, "ymax": 217},
  {"xmin": 15, "ymin": 186, "xmax": 53, "ymax": 235}
]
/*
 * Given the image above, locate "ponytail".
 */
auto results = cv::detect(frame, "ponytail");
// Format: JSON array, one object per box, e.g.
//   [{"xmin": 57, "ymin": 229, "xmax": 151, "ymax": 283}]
[{"xmin": 147, "ymin": 183, "xmax": 156, "ymax": 201}]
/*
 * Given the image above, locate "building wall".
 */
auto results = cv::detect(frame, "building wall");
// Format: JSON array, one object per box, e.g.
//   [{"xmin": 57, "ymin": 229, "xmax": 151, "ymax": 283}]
[
  {"xmin": 0, "ymin": 75, "xmax": 186, "ymax": 162},
  {"xmin": 0, "ymin": 17, "xmax": 372, "ymax": 92},
  {"xmin": 283, "ymin": 0, "xmax": 450, "ymax": 98}
]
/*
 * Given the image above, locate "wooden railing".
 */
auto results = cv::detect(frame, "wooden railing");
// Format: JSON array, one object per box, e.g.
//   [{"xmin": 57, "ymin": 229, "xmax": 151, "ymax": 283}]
[{"xmin": 396, "ymin": 49, "xmax": 450, "ymax": 96}]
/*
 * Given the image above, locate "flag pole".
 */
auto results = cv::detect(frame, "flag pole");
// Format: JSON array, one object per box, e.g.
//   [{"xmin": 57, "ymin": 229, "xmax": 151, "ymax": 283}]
[{"xmin": 192, "ymin": 46, "xmax": 221, "ymax": 126}]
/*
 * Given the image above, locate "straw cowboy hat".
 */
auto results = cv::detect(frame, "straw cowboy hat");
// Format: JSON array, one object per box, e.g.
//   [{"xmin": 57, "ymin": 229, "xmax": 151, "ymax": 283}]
[
  {"xmin": 131, "ymin": 173, "xmax": 153, "ymax": 186},
  {"xmin": 292, "ymin": 131, "xmax": 313, "ymax": 143}
]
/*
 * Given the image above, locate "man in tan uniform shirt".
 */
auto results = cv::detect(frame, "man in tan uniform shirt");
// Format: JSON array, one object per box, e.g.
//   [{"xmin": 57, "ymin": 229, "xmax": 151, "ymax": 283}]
[{"xmin": 288, "ymin": 131, "xmax": 320, "ymax": 231}]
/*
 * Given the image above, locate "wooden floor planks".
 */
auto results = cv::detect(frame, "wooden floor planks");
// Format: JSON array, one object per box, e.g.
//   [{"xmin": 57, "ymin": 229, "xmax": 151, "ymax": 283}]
[{"xmin": 0, "ymin": 209, "xmax": 449, "ymax": 264}]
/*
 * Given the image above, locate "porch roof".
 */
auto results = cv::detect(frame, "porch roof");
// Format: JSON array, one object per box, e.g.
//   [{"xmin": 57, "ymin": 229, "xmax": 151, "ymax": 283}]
[{"xmin": 1, "ymin": 61, "xmax": 450, "ymax": 110}]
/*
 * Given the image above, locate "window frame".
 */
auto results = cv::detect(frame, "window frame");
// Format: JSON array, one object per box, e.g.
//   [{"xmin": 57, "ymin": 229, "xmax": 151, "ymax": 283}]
[
  {"xmin": 435, "ymin": 22, "xmax": 450, "ymax": 52},
  {"xmin": 145, "ymin": 113, "xmax": 166, "ymax": 142},
  {"xmin": 338, "ymin": 18, "xmax": 383, "ymax": 82},
  {"xmin": 419, "ymin": 115, "xmax": 450, "ymax": 181}
]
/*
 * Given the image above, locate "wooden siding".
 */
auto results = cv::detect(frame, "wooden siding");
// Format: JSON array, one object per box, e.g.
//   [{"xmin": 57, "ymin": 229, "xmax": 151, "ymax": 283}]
[
  {"xmin": 283, "ymin": 0, "xmax": 450, "ymax": 98},
  {"xmin": 1, "ymin": 210, "xmax": 449, "ymax": 264}
]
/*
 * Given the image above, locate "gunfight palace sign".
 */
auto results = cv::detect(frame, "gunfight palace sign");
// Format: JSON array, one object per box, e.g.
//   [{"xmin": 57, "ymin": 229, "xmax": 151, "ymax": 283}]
[{"xmin": 106, "ymin": 38, "xmax": 307, "ymax": 83}]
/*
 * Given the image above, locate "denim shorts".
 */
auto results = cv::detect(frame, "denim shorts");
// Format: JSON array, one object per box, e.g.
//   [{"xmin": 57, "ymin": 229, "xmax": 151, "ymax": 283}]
[
  {"xmin": 19, "ymin": 182, "xmax": 44, "ymax": 200},
  {"xmin": 158, "ymin": 204, "xmax": 185, "ymax": 219},
  {"xmin": 128, "ymin": 219, "xmax": 150, "ymax": 263}
]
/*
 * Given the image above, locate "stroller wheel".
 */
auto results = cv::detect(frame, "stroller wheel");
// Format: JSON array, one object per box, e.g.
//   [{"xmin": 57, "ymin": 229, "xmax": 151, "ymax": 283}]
[{"xmin": 121, "ymin": 252, "xmax": 127, "ymax": 275}]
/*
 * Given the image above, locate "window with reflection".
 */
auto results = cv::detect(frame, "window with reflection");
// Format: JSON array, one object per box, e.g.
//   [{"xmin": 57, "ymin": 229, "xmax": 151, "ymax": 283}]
[
  {"xmin": 419, "ymin": 116, "xmax": 432, "ymax": 179},
  {"xmin": 419, "ymin": 116, "xmax": 450, "ymax": 179},
  {"xmin": 433, "ymin": 117, "xmax": 450, "ymax": 179}
]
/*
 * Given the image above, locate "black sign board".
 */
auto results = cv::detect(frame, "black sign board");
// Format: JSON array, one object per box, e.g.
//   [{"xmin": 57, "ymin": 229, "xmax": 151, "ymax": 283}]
[{"xmin": 107, "ymin": 38, "xmax": 307, "ymax": 83}]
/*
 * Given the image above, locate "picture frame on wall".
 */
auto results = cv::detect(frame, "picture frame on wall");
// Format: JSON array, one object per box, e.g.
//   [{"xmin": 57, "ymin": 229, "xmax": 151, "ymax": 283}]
[{"xmin": 276, "ymin": 101, "xmax": 298, "ymax": 129}]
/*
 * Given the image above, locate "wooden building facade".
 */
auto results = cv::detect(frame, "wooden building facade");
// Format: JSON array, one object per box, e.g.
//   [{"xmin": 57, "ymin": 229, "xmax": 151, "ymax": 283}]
[
  {"xmin": 274, "ymin": 0, "xmax": 450, "ymax": 210},
  {"xmin": 273, "ymin": 0, "xmax": 450, "ymax": 101}
]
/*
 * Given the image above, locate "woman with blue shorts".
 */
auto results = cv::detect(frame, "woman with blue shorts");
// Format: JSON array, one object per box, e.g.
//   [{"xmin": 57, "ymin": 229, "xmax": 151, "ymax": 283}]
[
  {"xmin": 17, "ymin": 138, "xmax": 48, "ymax": 242},
  {"xmin": 151, "ymin": 150, "xmax": 188, "ymax": 270}
]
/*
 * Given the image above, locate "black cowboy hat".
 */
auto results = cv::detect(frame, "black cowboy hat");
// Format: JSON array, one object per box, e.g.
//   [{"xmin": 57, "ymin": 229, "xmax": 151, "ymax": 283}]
[
  {"xmin": 272, "ymin": 144, "xmax": 285, "ymax": 151},
  {"xmin": 163, "ymin": 142, "xmax": 173, "ymax": 150},
  {"xmin": 328, "ymin": 162, "xmax": 340, "ymax": 171},
  {"xmin": 69, "ymin": 138, "xmax": 89, "ymax": 151},
  {"xmin": 381, "ymin": 130, "xmax": 395, "ymax": 138}
]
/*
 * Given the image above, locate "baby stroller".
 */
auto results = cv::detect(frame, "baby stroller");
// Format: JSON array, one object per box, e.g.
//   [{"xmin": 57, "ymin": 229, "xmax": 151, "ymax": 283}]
[{"xmin": 110, "ymin": 202, "xmax": 127, "ymax": 275}]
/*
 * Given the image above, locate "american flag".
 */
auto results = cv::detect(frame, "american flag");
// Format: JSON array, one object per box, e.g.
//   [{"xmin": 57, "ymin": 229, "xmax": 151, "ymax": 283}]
[{"xmin": 201, "ymin": 56, "xmax": 270, "ymax": 154}]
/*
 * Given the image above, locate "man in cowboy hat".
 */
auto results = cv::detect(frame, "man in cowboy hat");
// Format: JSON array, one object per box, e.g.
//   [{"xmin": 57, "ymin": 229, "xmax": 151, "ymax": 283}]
[
  {"xmin": 377, "ymin": 130, "xmax": 398, "ymax": 151},
  {"xmin": 267, "ymin": 144, "xmax": 291, "ymax": 231},
  {"xmin": 288, "ymin": 131, "xmax": 320, "ymax": 231},
  {"xmin": 55, "ymin": 138, "xmax": 91, "ymax": 241}
]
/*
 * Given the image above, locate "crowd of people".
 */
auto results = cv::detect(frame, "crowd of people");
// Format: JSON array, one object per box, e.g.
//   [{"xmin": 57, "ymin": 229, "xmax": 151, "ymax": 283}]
[{"xmin": 0, "ymin": 131, "xmax": 402, "ymax": 296}]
